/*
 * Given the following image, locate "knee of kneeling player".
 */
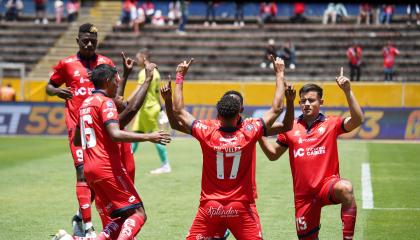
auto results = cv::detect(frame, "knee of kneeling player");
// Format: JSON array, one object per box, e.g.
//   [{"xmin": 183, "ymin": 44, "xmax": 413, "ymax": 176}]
[{"xmin": 335, "ymin": 181, "xmax": 354, "ymax": 202}]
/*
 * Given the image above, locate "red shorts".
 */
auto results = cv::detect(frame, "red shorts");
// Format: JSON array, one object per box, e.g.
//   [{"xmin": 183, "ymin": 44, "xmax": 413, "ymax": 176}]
[
  {"xmin": 186, "ymin": 200, "xmax": 263, "ymax": 240},
  {"xmin": 68, "ymin": 127, "xmax": 84, "ymax": 167},
  {"xmin": 294, "ymin": 176, "xmax": 341, "ymax": 239},
  {"xmin": 88, "ymin": 170, "xmax": 142, "ymax": 219}
]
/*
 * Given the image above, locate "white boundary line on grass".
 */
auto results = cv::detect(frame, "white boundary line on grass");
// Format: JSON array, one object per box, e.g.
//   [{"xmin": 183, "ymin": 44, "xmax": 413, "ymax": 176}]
[
  {"xmin": 370, "ymin": 208, "xmax": 420, "ymax": 211},
  {"xmin": 361, "ymin": 163, "xmax": 374, "ymax": 209}
]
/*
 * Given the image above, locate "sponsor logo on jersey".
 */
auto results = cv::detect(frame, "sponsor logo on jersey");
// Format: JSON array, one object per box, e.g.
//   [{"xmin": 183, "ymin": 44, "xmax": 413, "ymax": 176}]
[
  {"xmin": 195, "ymin": 121, "xmax": 208, "ymax": 130},
  {"xmin": 74, "ymin": 87, "xmax": 95, "ymax": 96},
  {"xmin": 297, "ymin": 137, "xmax": 318, "ymax": 144},
  {"xmin": 106, "ymin": 100, "xmax": 114, "ymax": 108},
  {"xmin": 293, "ymin": 130, "xmax": 301, "ymax": 136},
  {"xmin": 73, "ymin": 70, "xmax": 80, "ymax": 77},
  {"xmin": 219, "ymin": 136, "xmax": 238, "ymax": 145},
  {"xmin": 294, "ymin": 146, "xmax": 326, "ymax": 158},
  {"xmin": 245, "ymin": 124, "xmax": 255, "ymax": 132},
  {"xmin": 318, "ymin": 126, "xmax": 326, "ymax": 134},
  {"xmin": 107, "ymin": 112, "xmax": 114, "ymax": 119}
]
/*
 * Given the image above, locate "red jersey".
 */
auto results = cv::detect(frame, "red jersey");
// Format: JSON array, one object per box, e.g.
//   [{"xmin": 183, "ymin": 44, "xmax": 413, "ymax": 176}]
[
  {"xmin": 191, "ymin": 118, "xmax": 265, "ymax": 202},
  {"xmin": 78, "ymin": 91, "xmax": 123, "ymax": 180},
  {"xmin": 276, "ymin": 114, "xmax": 347, "ymax": 198},
  {"xmin": 383, "ymin": 46, "xmax": 399, "ymax": 68},
  {"xmin": 49, "ymin": 53, "xmax": 117, "ymax": 130},
  {"xmin": 347, "ymin": 46, "xmax": 362, "ymax": 66}
]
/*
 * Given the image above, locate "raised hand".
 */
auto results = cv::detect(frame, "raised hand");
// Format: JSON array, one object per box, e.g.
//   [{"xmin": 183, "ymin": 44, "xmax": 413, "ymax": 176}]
[
  {"xmin": 176, "ymin": 58, "xmax": 194, "ymax": 76},
  {"xmin": 56, "ymin": 87, "xmax": 73, "ymax": 100},
  {"xmin": 148, "ymin": 130, "xmax": 171, "ymax": 145},
  {"xmin": 270, "ymin": 55, "xmax": 285, "ymax": 74},
  {"xmin": 285, "ymin": 83, "xmax": 296, "ymax": 102},
  {"xmin": 336, "ymin": 67, "xmax": 351, "ymax": 92},
  {"xmin": 144, "ymin": 60, "xmax": 157, "ymax": 81},
  {"xmin": 160, "ymin": 75, "xmax": 172, "ymax": 101},
  {"xmin": 121, "ymin": 52, "xmax": 135, "ymax": 76}
]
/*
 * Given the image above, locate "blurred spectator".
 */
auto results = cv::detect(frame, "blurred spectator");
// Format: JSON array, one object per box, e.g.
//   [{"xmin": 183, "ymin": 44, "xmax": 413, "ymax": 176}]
[
  {"xmin": 168, "ymin": 1, "xmax": 181, "ymax": 26},
  {"xmin": 290, "ymin": 2, "xmax": 306, "ymax": 23},
  {"xmin": 176, "ymin": 0, "xmax": 189, "ymax": 35},
  {"xmin": 117, "ymin": 0, "xmax": 137, "ymax": 26},
  {"xmin": 34, "ymin": 0, "xmax": 48, "ymax": 24},
  {"xmin": 371, "ymin": 4, "xmax": 381, "ymax": 25},
  {"xmin": 258, "ymin": 2, "xmax": 277, "ymax": 25},
  {"xmin": 0, "ymin": 83, "xmax": 16, "ymax": 102},
  {"xmin": 277, "ymin": 39, "xmax": 296, "ymax": 69},
  {"xmin": 141, "ymin": 0, "xmax": 155, "ymax": 24},
  {"xmin": 234, "ymin": 1, "xmax": 244, "ymax": 27},
  {"xmin": 54, "ymin": 0, "xmax": 64, "ymax": 23},
  {"xmin": 133, "ymin": 5, "xmax": 146, "ymax": 35},
  {"xmin": 66, "ymin": 0, "xmax": 80, "ymax": 22},
  {"xmin": 357, "ymin": 3, "xmax": 372, "ymax": 25},
  {"xmin": 383, "ymin": 41, "xmax": 399, "ymax": 81},
  {"xmin": 5, "ymin": 0, "xmax": 23, "ymax": 21},
  {"xmin": 204, "ymin": 1, "xmax": 218, "ymax": 26},
  {"xmin": 407, "ymin": 4, "xmax": 420, "ymax": 26},
  {"xmin": 347, "ymin": 42, "xmax": 362, "ymax": 81},
  {"xmin": 323, "ymin": 3, "xmax": 348, "ymax": 24},
  {"xmin": 380, "ymin": 5, "xmax": 394, "ymax": 25},
  {"xmin": 260, "ymin": 38, "xmax": 277, "ymax": 69},
  {"xmin": 151, "ymin": 9, "xmax": 165, "ymax": 26}
]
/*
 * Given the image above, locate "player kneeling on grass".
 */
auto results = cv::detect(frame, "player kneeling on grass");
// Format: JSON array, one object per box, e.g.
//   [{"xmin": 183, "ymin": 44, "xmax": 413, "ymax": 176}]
[
  {"xmin": 52, "ymin": 64, "xmax": 171, "ymax": 240},
  {"xmin": 258, "ymin": 68, "xmax": 364, "ymax": 240},
  {"xmin": 166, "ymin": 56, "xmax": 293, "ymax": 240}
]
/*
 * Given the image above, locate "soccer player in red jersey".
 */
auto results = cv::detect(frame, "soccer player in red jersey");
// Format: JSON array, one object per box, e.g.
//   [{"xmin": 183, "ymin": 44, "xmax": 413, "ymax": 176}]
[
  {"xmin": 52, "ymin": 64, "xmax": 171, "ymax": 240},
  {"xmin": 46, "ymin": 23, "xmax": 120, "ymax": 236},
  {"xmin": 166, "ymin": 56, "xmax": 291, "ymax": 240},
  {"xmin": 258, "ymin": 70, "xmax": 364, "ymax": 240}
]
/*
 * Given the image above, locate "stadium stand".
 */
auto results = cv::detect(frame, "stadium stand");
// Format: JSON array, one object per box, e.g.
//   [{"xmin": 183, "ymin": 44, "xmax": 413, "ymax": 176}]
[
  {"xmin": 0, "ymin": 20, "xmax": 69, "ymax": 78},
  {"xmin": 96, "ymin": 2, "xmax": 419, "ymax": 82}
]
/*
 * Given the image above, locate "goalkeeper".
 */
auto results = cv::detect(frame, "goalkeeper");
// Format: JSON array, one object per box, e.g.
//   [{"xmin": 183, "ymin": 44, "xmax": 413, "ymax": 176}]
[{"xmin": 131, "ymin": 48, "xmax": 171, "ymax": 174}]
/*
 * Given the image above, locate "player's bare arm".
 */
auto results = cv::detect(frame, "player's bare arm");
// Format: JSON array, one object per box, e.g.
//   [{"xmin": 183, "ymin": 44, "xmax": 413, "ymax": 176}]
[
  {"xmin": 106, "ymin": 122, "xmax": 171, "ymax": 145},
  {"xmin": 336, "ymin": 68, "xmax": 364, "ymax": 132},
  {"xmin": 117, "ymin": 52, "xmax": 135, "ymax": 98},
  {"xmin": 258, "ymin": 137, "xmax": 288, "ymax": 161},
  {"xmin": 173, "ymin": 58, "xmax": 196, "ymax": 134},
  {"xmin": 160, "ymin": 77, "xmax": 189, "ymax": 133},
  {"xmin": 263, "ymin": 55, "xmax": 286, "ymax": 132},
  {"xmin": 118, "ymin": 61, "xmax": 157, "ymax": 129},
  {"xmin": 45, "ymin": 81, "xmax": 73, "ymax": 100},
  {"xmin": 265, "ymin": 83, "xmax": 296, "ymax": 136}
]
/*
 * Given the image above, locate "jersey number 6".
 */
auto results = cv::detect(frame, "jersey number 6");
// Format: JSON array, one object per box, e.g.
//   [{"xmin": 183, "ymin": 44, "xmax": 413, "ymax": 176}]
[{"xmin": 80, "ymin": 114, "xmax": 97, "ymax": 149}]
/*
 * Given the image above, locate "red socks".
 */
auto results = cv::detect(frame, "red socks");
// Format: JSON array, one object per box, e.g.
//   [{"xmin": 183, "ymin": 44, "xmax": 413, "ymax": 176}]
[
  {"xmin": 76, "ymin": 182, "xmax": 92, "ymax": 224},
  {"xmin": 117, "ymin": 214, "xmax": 146, "ymax": 240},
  {"xmin": 341, "ymin": 201, "xmax": 357, "ymax": 240}
]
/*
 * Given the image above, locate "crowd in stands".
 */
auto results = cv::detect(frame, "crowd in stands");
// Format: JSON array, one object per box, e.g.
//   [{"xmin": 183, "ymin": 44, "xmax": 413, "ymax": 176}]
[{"xmin": 1, "ymin": 0, "xmax": 80, "ymax": 23}]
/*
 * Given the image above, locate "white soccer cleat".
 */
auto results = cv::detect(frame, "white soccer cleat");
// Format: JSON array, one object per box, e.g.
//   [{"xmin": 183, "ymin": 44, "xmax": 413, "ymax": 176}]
[
  {"xmin": 51, "ymin": 229, "xmax": 73, "ymax": 240},
  {"xmin": 85, "ymin": 226, "xmax": 97, "ymax": 238},
  {"xmin": 150, "ymin": 164, "xmax": 171, "ymax": 174},
  {"xmin": 72, "ymin": 214, "xmax": 85, "ymax": 237}
]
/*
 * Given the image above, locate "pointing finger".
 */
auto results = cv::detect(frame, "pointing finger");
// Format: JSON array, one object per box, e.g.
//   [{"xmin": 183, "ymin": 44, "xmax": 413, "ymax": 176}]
[{"xmin": 187, "ymin": 58, "xmax": 194, "ymax": 66}]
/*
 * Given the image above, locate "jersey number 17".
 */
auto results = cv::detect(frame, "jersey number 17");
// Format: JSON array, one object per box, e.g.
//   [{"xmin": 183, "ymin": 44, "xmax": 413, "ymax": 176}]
[{"xmin": 216, "ymin": 151, "xmax": 242, "ymax": 180}]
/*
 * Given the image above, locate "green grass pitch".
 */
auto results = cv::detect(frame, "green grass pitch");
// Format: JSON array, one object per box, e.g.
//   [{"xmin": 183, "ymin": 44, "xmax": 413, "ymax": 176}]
[{"xmin": 0, "ymin": 136, "xmax": 419, "ymax": 239}]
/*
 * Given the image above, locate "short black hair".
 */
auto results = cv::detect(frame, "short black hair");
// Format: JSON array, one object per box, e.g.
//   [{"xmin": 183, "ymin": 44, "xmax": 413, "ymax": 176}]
[
  {"xmin": 91, "ymin": 64, "xmax": 117, "ymax": 89},
  {"xmin": 78, "ymin": 23, "xmax": 98, "ymax": 35},
  {"xmin": 299, "ymin": 83, "xmax": 323, "ymax": 98},
  {"xmin": 223, "ymin": 90, "xmax": 243, "ymax": 106},
  {"xmin": 216, "ymin": 95, "xmax": 241, "ymax": 120}
]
